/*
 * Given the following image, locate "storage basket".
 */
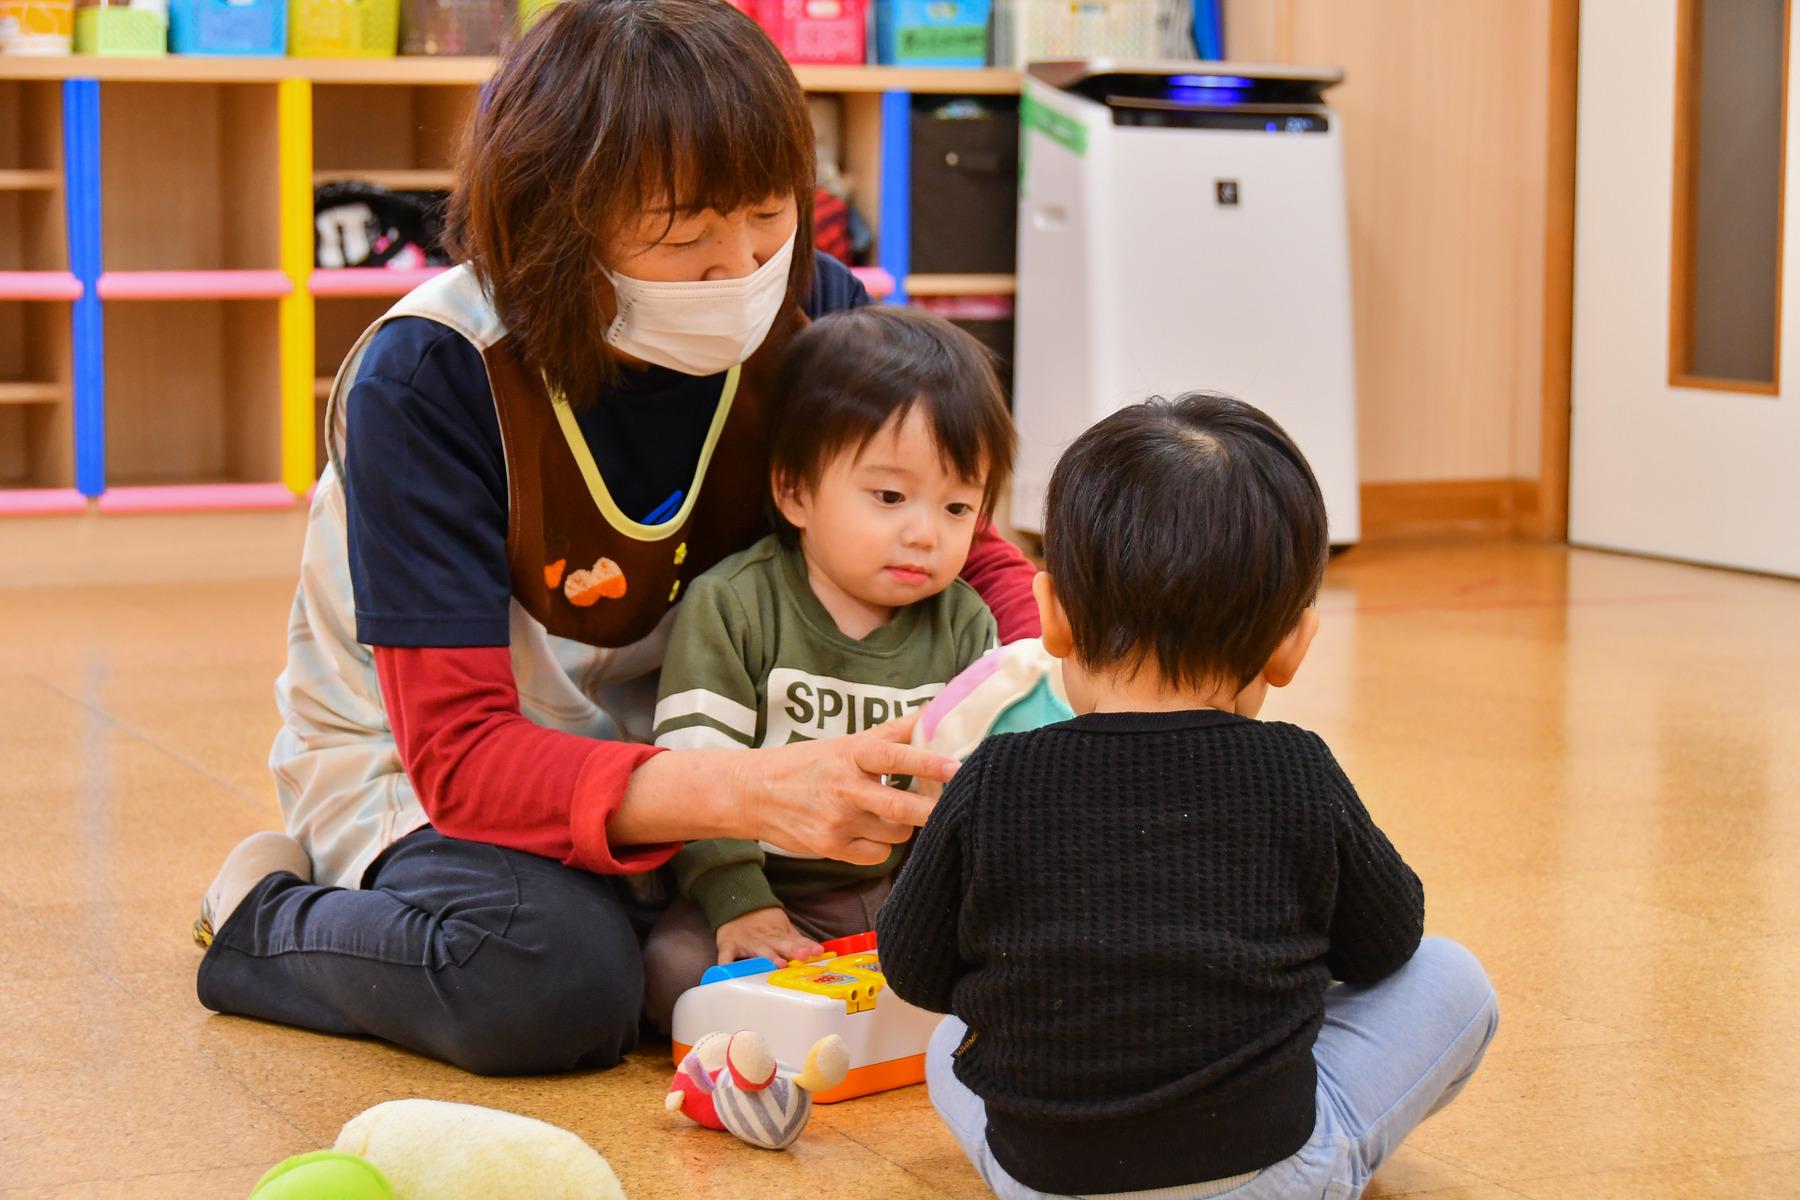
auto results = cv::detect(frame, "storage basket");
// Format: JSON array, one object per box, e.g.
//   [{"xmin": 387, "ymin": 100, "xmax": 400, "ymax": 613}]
[
  {"xmin": 73, "ymin": 0, "xmax": 167, "ymax": 54},
  {"xmin": 0, "ymin": 0, "xmax": 74, "ymax": 53},
  {"xmin": 992, "ymin": 0, "xmax": 1193, "ymax": 67},
  {"xmin": 400, "ymin": 0, "xmax": 504, "ymax": 54},
  {"xmin": 290, "ymin": 0, "xmax": 396, "ymax": 55},
  {"xmin": 743, "ymin": 0, "xmax": 865, "ymax": 65},
  {"xmin": 169, "ymin": 0, "xmax": 284, "ymax": 54},
  {"xmin": 875, "ymin": 0, "xmax": 988, "ymax": 67}
]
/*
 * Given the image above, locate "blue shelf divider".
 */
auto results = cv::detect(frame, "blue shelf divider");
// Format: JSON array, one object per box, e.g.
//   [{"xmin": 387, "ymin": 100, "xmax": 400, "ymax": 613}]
[
  {"xmin": 62, "ymin": 78, "xmax": 104, "ymax": 499},
  {"xmin": 878, "ymin": 90, "xmax": 912, "ymax": 306},
  {"xmin": 1195, "ymin": 0, "xmax": 1224, "ymax": 58}
]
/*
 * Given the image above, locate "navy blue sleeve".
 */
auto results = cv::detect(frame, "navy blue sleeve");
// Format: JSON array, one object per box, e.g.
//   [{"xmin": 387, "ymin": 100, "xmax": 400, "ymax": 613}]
[
  {"xmin": 804, "ymin": 250, "xmax": 872, "ymax": 318},
  {"xmin": 342, "ymin": 317, "xmax": 515, "ymax": 648}
]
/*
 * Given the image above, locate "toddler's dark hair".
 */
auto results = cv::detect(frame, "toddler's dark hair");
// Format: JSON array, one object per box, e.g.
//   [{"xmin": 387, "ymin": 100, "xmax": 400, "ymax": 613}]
[
  {"xmin": 769, "ymin": 307, "xmax": 1015, "ymax": 542},
  {"xmin": 1043, "ymin": 393, "xmax": 1328, "ymax": 690}
]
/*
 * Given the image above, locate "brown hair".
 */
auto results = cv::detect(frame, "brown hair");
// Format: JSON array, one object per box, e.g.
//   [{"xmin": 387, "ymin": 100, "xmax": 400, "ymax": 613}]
[
  {"xmin": 768, "ymin": 307, "xmax": 1016, "ymax": 544},
  {"xmin": 446, "ymin": 0, "xmax": 817, "ymax": 403},
  {"xmin": 1043, "ymin": 393, "xmax": 1328, "ymax": 690}
]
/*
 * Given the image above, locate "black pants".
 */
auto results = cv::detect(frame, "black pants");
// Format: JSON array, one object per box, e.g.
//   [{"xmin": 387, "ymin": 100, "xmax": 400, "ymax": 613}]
[{"xmin": 196, "ymin": 828, "xmax": 660, "ymax": 1075}]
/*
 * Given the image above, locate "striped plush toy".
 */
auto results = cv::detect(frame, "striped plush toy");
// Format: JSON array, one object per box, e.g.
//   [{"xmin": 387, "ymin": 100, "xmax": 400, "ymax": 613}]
[{"xmin": 665, "ymin": 1030, "xmax": 849, "ymax": 1151}]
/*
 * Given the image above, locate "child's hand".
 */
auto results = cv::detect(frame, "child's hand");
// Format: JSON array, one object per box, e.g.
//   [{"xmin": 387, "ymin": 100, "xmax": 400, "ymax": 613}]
[{"xmin": 715, "ymin": 908, "xmax": 825, "ymax": 966}]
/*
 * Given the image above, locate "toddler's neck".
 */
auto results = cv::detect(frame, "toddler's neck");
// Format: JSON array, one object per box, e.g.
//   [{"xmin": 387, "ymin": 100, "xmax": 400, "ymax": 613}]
[
  {"xmin": 797, "ymin": 547, "xmax": 897, "ymax": 640},
  {"xmin": 1069, "ymin": 659, "xmax": 1260, "ymax": 718}
]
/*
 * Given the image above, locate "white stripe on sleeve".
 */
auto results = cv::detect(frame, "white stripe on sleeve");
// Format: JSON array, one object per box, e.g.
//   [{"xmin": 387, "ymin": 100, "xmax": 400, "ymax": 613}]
[
  {"xmin": 655, "ymin": 723, "xmax": 753, "ymax": 751},
  {"xmin": 654, "ymin": 688, "xmax": 758, "ymax": 738}
]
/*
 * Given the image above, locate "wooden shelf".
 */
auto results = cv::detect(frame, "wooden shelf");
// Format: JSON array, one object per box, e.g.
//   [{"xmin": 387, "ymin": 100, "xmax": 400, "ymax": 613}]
[
  {"xmin": 0, "ymin": 381, "xmax": 64, "ymax": 406},
  {"xmin": 0, "ymin": 487, "xmax": 87, "ymax": 516},
  {"xmin": 315, "ymin": 168, "xmax": 458, "ymax": 190},
  {"xmin": 905, "ymin": 273, "xmax": 1017, "ymax": 296},
  {"xmin": 0, "ymin": 56, "xmax": 1022, "ymax": 94},
  {"xmin": 0, "ymin": 272, "xmax": 82, "ymax": 301},
  {"xmin": 0, "ymin": 169, "xmax": 58, "ymax": 191},
  {"xmin": 311, "ymin": 266, "xmax": 447, "ymax": 296},
  {"xmin": 98, "ymin": 270, "xmax": 291, "ymax": 300},
  {"xmin": 95, "ymin": 481, "xmax": 297, "ymax": 513}
]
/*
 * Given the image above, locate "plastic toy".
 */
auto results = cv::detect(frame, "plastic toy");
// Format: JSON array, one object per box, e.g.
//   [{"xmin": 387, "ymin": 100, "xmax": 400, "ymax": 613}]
[
  {"xmin": 250, "ymin": 1099, "xmax": 625, "ymax": 1200},
  {"xmin": 249, "ymin": 1150, "xmax": 394, "ymax": 1200},
  {"xmin": 910, "ymin": 637, "xmax": 1074, "ymax": 797},
  {"xmin": 670, "ymin": 932, "xmax": 941, "ymax": 1103},
  {"xmin": 664, "ymin": 1029, "xmax": 849, "ymax": 1150}
]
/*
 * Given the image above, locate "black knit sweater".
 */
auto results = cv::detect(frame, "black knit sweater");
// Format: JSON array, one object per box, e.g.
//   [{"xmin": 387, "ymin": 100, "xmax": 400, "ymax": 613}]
[{"xmin": 875, "ymin": 709, "xmax": 1424, "ymax": 1194}]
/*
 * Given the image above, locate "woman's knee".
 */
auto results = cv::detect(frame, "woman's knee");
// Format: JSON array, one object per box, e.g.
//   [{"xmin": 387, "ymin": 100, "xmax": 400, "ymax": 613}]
[
  {"xmin": 436, "ymin": 937, "xmax": 644, "ymax": 1075},
  {"xmin": 435, "ymin": 890, "xmax": 647, "ymax": 1075}
]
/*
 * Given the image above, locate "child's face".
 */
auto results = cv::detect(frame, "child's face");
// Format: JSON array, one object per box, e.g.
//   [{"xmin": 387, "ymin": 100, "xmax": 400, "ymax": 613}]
[{"xmin": 777, "ymin": 408, "xmax": 987, "ymax": 614}]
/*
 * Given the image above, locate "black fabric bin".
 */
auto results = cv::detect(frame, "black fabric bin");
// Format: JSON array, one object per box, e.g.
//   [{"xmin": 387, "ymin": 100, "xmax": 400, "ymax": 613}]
[{"xmin": 910, "ymin": 96, "xmax": 1020, "ymax": 275}]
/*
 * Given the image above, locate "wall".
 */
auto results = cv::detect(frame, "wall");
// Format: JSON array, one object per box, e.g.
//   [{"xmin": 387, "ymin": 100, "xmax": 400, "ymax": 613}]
[{"xmin": 1225, "ymin": 0, "xmax": 1558, "ymax": 500}]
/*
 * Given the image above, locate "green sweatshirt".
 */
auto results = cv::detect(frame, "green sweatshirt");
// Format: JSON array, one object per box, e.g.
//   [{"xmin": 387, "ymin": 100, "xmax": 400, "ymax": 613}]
[{"xmin": 652, "ymin": 534, "xmax": 997, "ymax": 929}]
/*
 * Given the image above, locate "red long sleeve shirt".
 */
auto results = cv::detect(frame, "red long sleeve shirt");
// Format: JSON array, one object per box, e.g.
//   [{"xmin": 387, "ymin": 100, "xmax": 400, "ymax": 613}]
[{"xmin": 375, "ymin": 521, "xmax": 1040, "ymax": 869}]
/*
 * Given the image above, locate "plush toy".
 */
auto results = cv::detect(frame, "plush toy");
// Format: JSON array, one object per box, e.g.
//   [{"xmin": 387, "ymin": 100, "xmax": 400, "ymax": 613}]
[
  {"xmin": 911, "ymin": 638, "xmax": 1075, "ymax": 796},
  {"xmin": 250, "ymin": 1099, "xmax": 625, "ymax": 1200},
  {"xmin": 665, "ymin": 1030, "xmax": 849, "ymax": 1150}
]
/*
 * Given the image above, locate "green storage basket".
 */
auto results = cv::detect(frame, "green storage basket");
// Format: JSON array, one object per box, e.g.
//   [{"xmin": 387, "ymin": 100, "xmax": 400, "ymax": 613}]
[
  {"xmin": 74, "ymin": 4, "xmax": 167, "ymax": 54},
  {"xmin": 290, "ymin": 0, "xmax": 396, "ymax": 55}
]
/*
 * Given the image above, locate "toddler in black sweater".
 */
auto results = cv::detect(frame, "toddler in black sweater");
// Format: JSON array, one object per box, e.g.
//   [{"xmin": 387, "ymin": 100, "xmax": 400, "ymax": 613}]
[{"xmin": 876, "ymin": 395, "xmax": 1497, "ymax": 1200}]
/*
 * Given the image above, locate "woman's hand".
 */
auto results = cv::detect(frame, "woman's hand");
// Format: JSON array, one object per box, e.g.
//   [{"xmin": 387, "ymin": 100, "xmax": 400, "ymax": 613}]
[
  {"xmin": 609, "ymin": 712, "xmax": 959, "ymax": 863},
  {"xmin": 714, "ymin": 907, "xmax": 824, "ymax": 966},
  {"xmin": 726, "ymin": 713, "xmax": 959, "ymax": 864}
]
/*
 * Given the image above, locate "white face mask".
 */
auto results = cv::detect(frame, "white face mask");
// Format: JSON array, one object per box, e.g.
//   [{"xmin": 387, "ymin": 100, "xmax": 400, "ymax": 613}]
[{"xmin": 603, "ymin": 231, "xmax": 797, "ymax": 376}]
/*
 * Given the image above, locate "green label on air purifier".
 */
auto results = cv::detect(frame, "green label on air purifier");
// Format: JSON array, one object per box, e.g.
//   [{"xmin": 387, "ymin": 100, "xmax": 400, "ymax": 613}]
[{"xmin": 1023, "ymin": 95, "xmax": 1087, "ymax": 157}]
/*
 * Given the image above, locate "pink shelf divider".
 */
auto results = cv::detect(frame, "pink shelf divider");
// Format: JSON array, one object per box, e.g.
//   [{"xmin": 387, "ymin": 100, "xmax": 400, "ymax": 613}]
[
  {"xmin": 852, "ymin": 267, "xmax": 896, "ymax": 299},
  {"xmin": 96, "ymin": 271, "xmax": 294, "ymax": 301},
  {"xmin": 0, "ymin": 489, "xmax": 89, "ymax": 517},
  {"xmin": 0, "ymin": 272, "xmax": 83, "ymax": 301},
  {"xmin": 310, "ymin": 267, "xmax": 450, "ymax": 298},
  {"xmin": 96, "ymin": 482, "xmax": 300, "ymax": 514}
]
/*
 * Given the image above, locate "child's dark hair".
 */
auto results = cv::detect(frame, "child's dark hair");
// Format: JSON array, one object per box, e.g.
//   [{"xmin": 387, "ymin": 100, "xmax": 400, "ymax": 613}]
[
  {"xmin": 1043, "ymin": 393, "xmax": 1328, "ymax": 690},
  {"xmin": 768, "ymin": 307, "xmax": 1015, "ymax": 542},
  {"xmin": 448, "ymin": 0, "xmax": 815, "ymax": 404}
]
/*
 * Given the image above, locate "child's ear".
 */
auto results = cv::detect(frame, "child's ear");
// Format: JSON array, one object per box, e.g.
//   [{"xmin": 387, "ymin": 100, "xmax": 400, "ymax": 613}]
[
  {"xmin": 1033, "ymin": 572, "xmax": 1075, "ymax": 659},
  {"xmin": 1263, "ymin": 608, "xmax": 1320, "ymax": 689},
  {"xmin": 771, "ymin": 470, "xmax": 809, "ymax": 533}
]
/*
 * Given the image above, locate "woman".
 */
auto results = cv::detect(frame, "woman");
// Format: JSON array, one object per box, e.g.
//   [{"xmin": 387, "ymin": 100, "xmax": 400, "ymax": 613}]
[{"xmin": 192, "ymin": 0, "xmax": 1038, "ymax": 1076}]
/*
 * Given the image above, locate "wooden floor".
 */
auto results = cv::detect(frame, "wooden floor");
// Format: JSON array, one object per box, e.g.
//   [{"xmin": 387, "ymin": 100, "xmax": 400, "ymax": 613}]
[{"xmin": 1, "ymin": 515, "xmax": 1798, "ymax": 1198}]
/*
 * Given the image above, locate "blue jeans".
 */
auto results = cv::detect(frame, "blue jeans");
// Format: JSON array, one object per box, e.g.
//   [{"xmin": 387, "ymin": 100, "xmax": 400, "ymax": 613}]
[{"xmin": 926, "ymin": 938, "xmax": 1498, "ymax": 1200}]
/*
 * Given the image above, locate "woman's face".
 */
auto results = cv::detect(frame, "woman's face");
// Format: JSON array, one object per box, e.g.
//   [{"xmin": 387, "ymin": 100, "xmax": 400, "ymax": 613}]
[{"xmin": 609, "ymin": 193, "xmax": 799, "ymax": 283}]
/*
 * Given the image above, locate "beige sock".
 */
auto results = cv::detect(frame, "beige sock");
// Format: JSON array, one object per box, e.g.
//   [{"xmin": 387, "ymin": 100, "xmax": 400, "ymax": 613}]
[{"xmin": 196, "ymin": 830, "xmax": 312, "ymax": 946}]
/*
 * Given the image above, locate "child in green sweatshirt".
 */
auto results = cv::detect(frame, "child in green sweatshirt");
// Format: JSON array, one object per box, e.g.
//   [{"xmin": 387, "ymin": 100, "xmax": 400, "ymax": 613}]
[{"xmin": 642, "ymin": 306, "xmax": 1016, "ymax": 1032}]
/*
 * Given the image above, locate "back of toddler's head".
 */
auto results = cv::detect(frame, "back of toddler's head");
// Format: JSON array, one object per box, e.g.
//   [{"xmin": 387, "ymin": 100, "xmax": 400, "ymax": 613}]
[{"xmin": 1043, "ymin": 393, "xmax": 1328, "ymax": 691}]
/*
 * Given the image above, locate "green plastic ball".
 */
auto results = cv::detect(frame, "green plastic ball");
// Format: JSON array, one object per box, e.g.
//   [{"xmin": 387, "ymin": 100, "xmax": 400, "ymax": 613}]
[{"xmin": 248, "ymin": 1150, "xmax": 395, "ymax": 1200}]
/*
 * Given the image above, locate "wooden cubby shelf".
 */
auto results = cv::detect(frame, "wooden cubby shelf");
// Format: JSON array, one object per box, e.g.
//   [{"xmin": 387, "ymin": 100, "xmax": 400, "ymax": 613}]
[
  {"xmin": 313, "ymin": 168, "xmax": 459, "ymax": 191},
  {"xmin": 0, "ymin": 59, "xmax": 1019, "ymax": 513},
  {"xmin": 0, "ymin": 169, "xmax": 60, "ymax": 190},
  {"xmin": 0, "ymin": 57, "xmax": 1024, "ymax": 94},
  {"xmin": 311, "ymin": 267, "xmax": 447, "ymax": 298},
  {"xmin": 97, "ymin": 270, "xmax": 293, "ymax": 300},
  {"xmin": 906, "ymin": 273, "xmax": 1017, "ymax": 296},
  {"xmin": 0, "ymin": 273, "xmax": 82, "ymax": 301},
  {"xmin": 0, "ymin": 382, "xmax": 64, "ymax": 405}
]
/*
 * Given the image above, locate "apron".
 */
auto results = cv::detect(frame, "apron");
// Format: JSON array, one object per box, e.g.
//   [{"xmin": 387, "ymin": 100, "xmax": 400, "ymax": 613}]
[{"xmin": 271, "ymin": 265, "xmax": 799, "ymax": 888}]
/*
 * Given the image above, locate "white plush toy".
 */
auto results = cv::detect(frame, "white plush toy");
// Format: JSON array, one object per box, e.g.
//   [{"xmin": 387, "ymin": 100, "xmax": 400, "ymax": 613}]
[{"xmin": 249, "ymin": 1099, "xmax": 627, "ymax": 1200}]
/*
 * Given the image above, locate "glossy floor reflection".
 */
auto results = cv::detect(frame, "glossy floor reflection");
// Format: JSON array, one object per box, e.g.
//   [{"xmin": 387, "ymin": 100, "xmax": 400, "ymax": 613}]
[{"xmin": 1, "ymin": 520, "xmax": 1797, "ymax": 1198}]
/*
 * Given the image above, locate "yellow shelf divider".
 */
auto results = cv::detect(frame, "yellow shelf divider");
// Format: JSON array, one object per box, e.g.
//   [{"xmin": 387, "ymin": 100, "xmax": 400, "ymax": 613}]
[{"xmin": 278, "ymin": 76, "xmax": 316, "ymax": 495}]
